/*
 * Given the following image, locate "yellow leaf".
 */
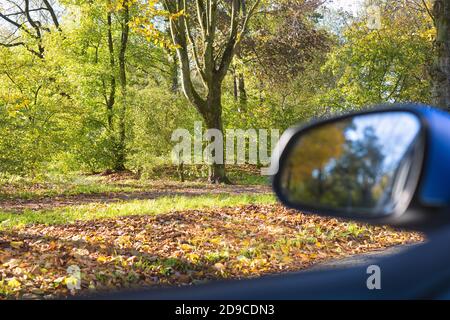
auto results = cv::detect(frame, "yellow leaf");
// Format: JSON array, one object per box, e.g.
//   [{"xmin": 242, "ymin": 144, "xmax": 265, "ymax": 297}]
[
  {"xmin": 187, "ymin": 253, "xmax": 200, "ymax": 262},
  {"xmin": 209, "ymin": 237, "xmax": 221, "ymax": 245},
  {"xmin": 180, "ymin": 243, "xmax": 193, "ymax": 251},
  {"xmin": 64, "ymin": 276, "xmax": 79, "ymax": 287},
  {"xmin": 97, "ymin": 256, "xmax": 109, "ymax": 263},
  {"xmin": 10, "ymin": 241, "xmax": 23, "ymax": 249},
  {"xmin": 282, "ymin": 256, "xmax": 292, "ymax": 264},
  {"xmin": 7, "ymin": 278, "xmax": 21, "ymax": 289},
  {"xmin": 54, "ymin": 276, "xmax": 66, "ymax": 284}
]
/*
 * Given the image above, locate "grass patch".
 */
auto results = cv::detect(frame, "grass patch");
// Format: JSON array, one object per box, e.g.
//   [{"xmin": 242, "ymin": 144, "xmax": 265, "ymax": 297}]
[
  {"xmin": 227, "ymin": 171, "xmax": 270, "ymax": 185},
  {"xmin": 0, "ymin": 194, "xmax": 276, "ymax": 229}
]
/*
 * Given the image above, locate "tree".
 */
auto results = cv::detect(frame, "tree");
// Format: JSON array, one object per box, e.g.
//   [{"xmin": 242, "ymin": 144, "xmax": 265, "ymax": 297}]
[
  {"xmin": 0, "ymin": 0, "xmax": 61, "ymax": 58},
  {"xmin": 240, "ymin": 0, "xmax": 329, "ymax": 84},
  {"xmin": 232, "ymin": 0, "xmax": 330, "ymax": 115},
  {"xmin": 322, "ymin": 0, "xmax": 433, "ymax": 109},
  {"xmin": 161, "ymin": 0, "xmax": 261, "ymax": 183},
  {"xmin": 0, "ymin": 1, "xmax": 73, "ymax": 175},
  {"xmin": 62, "ymin": 0, "xmax": 131, "ymax": 171},
  {"xmin": 431, "ymin": 0, "xmax": 450, "ymax": 110}
]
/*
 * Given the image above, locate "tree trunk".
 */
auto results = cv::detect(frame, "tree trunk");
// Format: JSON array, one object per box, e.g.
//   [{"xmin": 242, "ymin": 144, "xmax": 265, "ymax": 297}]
[
  {"xmin": 106, "ymin": 9, "xmax": 116, "ymax": 130},
  {"xmin": 170, "ymin": 53, "xmax": 180, "ymax": 93},
  {"xmin": 203, "ymin": 84, "xmax": 231, "ymax": 184},
  {"xmin": 114, "ymin": 3, "xmax": 129, "ymax": 172},
  {"xmin": 208, "ymin": 162, "xmax": 229, "ymax": 184},
  {"xmin": 178, "ymin": 162, "xmax": 185, "ymax": 182},
  {"xmin": 233, "ymin": 66, "xmax": 239, "ymax": 101},
  {"xmin": 238, "ymin": 72, "xmax": 247, "ymax": 111},
  {"xmin": 432, "ymin": 0, "xmax": 450, "ymax": 110}
]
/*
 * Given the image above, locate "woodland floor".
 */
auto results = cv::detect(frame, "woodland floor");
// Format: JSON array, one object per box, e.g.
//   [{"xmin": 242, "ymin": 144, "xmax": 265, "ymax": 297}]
[
  {"xmin": 0, "ymin": 173, "xmax": 423, "ymax": 299},
  {"xmin": 0, "ymin": 183, "xmax": 271, "ymax": 213}
]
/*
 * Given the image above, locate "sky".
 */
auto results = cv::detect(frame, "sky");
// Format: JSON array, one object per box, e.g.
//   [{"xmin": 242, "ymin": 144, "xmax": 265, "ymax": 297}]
[
  {"xmin": 347, "ymin": 112, "xmax": 421, "ymax": 171},
  {"xmin": 328, "ymin": 0, "xmax": 365, "ymax": 15}
]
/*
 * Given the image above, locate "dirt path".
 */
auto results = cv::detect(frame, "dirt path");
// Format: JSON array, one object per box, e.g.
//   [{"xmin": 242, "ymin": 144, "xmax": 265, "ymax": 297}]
[{"xmin": 0, "ymin": 184, "xmax": 272, "ymax": 213}]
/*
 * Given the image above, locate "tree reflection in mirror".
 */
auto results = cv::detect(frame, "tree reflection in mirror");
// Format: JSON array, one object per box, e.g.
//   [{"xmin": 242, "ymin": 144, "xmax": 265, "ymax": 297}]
[{"xmin": 280, "ymin": 112, "xmax": 424, "ymax": 218}]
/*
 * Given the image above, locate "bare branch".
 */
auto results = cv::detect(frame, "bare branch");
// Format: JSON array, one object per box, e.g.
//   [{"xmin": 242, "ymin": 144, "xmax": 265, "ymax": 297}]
[
  {"xmin": 420, "ymin": 0, "xmax": 435, "ymax": 21},
  {"xmin": 183, "ymin": 0, "xmax": 207, "ymax": 85},
  {"xmin": 164, "ymin": 1, "xmax": 207, "ymax": 112},
  {"xmin": 0, "ymin": 41, "xmax": 25, "ymax": 48},
  {"xmin": 238, "ymin": 0, "xmax": 261, "ymax": 45},
  {"xmin": 42, "ymin": 0, "xmax": 60, "ymax": 29},
  {"xmin": 216, "ymin": 0, "xmax": 241, "ymax": 81}
]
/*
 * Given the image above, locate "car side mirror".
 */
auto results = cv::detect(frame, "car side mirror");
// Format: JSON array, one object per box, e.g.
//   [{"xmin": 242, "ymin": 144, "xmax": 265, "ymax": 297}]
[{"xmin": 271, "ymin": 104, "xmax": 450, "ymax": 231}]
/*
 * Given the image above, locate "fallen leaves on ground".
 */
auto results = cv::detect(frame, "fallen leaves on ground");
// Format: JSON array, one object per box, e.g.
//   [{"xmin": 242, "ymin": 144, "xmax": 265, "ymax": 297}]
[{"xmin": 0, "ymin": 204, "xmax": 423, "ymax": 299}]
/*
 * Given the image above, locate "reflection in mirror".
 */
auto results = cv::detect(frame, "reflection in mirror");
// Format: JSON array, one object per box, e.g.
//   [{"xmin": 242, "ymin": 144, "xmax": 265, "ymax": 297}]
[{"xmin": 280, "ymin": 112, "xmax": 423, "ymax": 217}]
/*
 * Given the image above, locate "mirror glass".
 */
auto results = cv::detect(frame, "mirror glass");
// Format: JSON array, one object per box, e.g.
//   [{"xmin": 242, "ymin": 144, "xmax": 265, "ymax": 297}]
[{"xmin": 279, "ymin": 112, "xmax": 423, "ymax": 217}]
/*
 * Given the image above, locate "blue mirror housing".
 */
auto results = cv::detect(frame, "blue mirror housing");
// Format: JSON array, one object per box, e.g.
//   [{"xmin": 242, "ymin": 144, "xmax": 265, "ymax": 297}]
[{"xmin": 416, "ymin": 106, "xmax": 450, "ymax": 207}]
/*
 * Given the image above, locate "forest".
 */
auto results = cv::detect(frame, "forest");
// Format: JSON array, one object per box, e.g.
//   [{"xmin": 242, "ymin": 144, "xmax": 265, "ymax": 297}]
[{"xmin": 0, "ymin": 0, "xmax": 448, "ymax": 299}]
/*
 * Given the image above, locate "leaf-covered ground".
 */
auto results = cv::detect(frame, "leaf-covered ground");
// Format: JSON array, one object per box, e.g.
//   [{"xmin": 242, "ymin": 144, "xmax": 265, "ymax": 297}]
[{"xmin": 0, "ymin": 204, "xmax": 423, "ymax": 299}]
